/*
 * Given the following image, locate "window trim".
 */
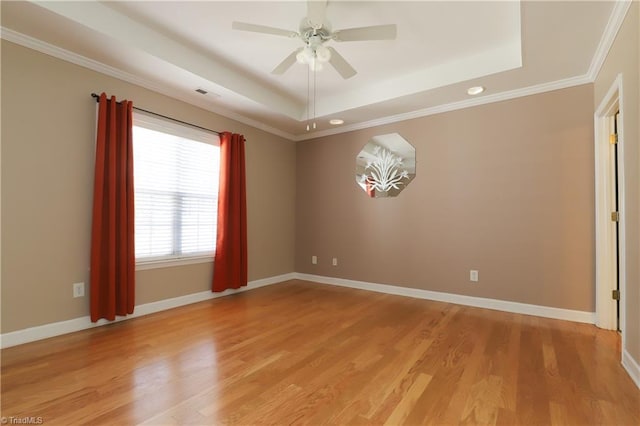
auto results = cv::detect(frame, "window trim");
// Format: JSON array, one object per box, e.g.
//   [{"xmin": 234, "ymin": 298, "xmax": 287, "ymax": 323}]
[
  {"xmin": 136, "ymin": 255, "xmax": 213, "ymax": 271},
  {"xmin": 134, "ymin": 111, "xmax": 218, "ymax": 146}
]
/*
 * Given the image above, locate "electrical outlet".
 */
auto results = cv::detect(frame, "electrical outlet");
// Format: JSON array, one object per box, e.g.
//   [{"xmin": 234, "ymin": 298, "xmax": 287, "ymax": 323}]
[
  {"xmin": 312, "ymin": 255, "xmax": 317, "ymax": 265},
  {"xmin": 73, "ymin": 282, "xmax": 85, "ymax": 298},
  {"xmin": 332, "ymin": 257, "xmax": 338, "ymax": 266},
  {"xmin": 470, "ymin": 270, "xmax": 479, "ymax": 282}
]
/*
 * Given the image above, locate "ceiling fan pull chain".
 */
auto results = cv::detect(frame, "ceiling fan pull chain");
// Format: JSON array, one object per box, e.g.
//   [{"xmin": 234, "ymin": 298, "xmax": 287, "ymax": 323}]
[{"xmin": 306, "ymin": 64, "xmax": 311, "ymax": 131}]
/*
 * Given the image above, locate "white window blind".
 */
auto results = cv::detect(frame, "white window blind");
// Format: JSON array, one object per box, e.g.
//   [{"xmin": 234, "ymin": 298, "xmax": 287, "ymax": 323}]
[{"xmin": 132, "ymin": 112, "xmax": 220, "ymax": 262}]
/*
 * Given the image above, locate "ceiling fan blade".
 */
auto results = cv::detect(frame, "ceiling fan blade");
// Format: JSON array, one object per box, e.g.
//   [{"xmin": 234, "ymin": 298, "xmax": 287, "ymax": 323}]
[
  {"xmin": 327, "ymin": 47, "xmax": 357, "ymax": 79},
  {"xmin": 272, "ymin": 48, "xmax": 303, "ymax": 75},
  {"xmin": 232, "ymin": 21, "xmax": 297, "ymax": 38},
  {"xmin": 307, "ymin": 0, "xmax": 327, "ymax": 29},
  {"xmin": 333, "ymin": 24, "xmax": 397, "ymax": 42}
]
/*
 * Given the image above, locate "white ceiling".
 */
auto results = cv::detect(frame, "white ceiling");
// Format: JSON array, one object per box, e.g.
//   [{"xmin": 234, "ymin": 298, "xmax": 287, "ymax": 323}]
[{"xmin": 0, "ymin": 1, "xmax": 623, "ymax": 140}]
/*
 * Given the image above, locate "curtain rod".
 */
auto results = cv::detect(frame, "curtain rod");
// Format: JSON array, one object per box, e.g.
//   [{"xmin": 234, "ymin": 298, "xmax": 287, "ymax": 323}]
[{"xmin": 91, "ymin": 93, "xmax": 220, "ymax": 135}]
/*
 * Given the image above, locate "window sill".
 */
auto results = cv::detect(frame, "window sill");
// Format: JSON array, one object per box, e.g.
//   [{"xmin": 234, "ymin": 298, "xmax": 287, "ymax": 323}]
[{"xmin": 136, "ymin": 255, "xmax": 213, "ymax": 271}]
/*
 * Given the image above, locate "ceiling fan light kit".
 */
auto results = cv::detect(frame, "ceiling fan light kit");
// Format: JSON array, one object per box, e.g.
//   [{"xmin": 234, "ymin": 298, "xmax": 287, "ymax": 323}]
[{"xmin": 295, "ymin": 45, "xmax": 331, "ymax": 70}]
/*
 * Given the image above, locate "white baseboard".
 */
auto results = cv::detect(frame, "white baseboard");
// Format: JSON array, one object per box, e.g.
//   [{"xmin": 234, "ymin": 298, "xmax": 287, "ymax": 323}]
[
  {"xmin": 622, "ymin": 349, "xmax": 640, "ymax": 390},
  {"xmin": 0, "ymin": 271, "xmax": 598, "ymax": 349},
  {"xmin": 0, "ymin": 273, "xmax": 296, "ymax": 349},
  {"xmin": 294, "ymin": 273, "xmax": 596, "ymax": 324}
]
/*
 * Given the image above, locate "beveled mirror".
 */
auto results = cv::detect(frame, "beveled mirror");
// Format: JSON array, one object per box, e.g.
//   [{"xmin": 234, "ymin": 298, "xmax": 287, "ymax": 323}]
[{"xmin": 355, "ymin": 133, "xmax": 416, "ymax": 198}]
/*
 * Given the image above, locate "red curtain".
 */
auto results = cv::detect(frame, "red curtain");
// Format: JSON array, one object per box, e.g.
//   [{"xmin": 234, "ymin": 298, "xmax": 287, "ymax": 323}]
[
  {"xmin": 212, "ymin": 132, "xmax": 248, "ymax": 292},
  {"xmin": 365, "ymin": 177, "xmax": 376, "ymax": 198},
  {"xmin": 90, "ymin": 93, "xmax": 135, "ymax": 322}
]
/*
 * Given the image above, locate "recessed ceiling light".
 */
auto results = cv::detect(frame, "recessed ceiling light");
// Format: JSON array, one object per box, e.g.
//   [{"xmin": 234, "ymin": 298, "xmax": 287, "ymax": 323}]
[
  {"xmin": 467, "ymin": 86, "xmax": 485, "ymax": 96},
  {"xmin": 329, "ymin": 119, "xmax": 344, "ymax": 125}
]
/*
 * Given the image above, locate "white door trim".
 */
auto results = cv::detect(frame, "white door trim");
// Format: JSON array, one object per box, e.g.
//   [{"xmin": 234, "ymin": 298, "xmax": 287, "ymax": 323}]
[{"xmin": 594, "ymin": 74, "xmax": 626, "ymax": 342}]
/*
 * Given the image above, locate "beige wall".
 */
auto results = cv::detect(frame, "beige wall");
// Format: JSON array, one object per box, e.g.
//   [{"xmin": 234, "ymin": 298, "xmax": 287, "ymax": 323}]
[
  {"xmin": 297, "ymin": 84, "xmax": 595, "ymax": 312},
  {"xmin": 594, "ymin": 3, "xmax": 640, "ymax": 365},
  {"xmin": 1, "ymin": 41, "xmax": 296, "ymax": 333},
  {"xmin": 2, "ymin": 5, "xmax": 636, "ymax": 362}
]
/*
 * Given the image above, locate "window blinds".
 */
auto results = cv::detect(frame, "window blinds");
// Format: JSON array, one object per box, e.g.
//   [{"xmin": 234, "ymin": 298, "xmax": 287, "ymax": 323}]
[{"xmin": 132, "ymin": 113, "xmax": 220, "ymax": 260}]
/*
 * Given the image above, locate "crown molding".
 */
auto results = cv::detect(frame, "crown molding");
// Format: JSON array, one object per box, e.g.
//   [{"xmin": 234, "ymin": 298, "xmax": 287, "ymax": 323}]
[
  {"xmin": 295, "ymin": 74, "xmax": 592, "ymax": 141},
  {"xmin": 0, "ymin": 27, "xmax": 297, "ymax": 141},
  {"xmin": 586, "ymin": 0, "xmax": 632, "ymax": 81}
]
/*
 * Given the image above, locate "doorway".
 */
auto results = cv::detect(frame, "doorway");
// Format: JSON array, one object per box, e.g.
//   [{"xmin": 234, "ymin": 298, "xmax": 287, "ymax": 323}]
[
  {"xmin": 594, "ymin": 74, "xmax": 626, "ymax": 341},
  {"xmin": 612, "ymin": 111, "xmax": 620, "ymax": 331}
]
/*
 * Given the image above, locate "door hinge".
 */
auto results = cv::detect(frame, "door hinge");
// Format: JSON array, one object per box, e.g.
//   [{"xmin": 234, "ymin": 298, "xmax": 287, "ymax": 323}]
[
  {"xmin": 611, "ymin": 211, "xmax": 619, "ymax": 222},
  {"xmin": 609, "ymin": 133, "xmax": 618, "ymax": 144},
  {"xmin": 612, "ymin": 290, "xmax": 620, "ymax": 300}
]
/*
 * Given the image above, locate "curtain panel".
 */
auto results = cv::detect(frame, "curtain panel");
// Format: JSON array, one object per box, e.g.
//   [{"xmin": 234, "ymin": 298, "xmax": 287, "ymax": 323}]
[
  {"xmin": 212, "ymin": 132, "xmax": 248, "ymax": 292},
  {"xmin": 90, "ymin": 93, "xmax": 135, "ymax": 322}
]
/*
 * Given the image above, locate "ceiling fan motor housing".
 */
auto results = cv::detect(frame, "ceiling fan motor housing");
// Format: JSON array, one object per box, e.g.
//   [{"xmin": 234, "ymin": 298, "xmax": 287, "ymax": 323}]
[{"xmin": 299, "ymin": 18, "xmax": 332, "ymax": 43}]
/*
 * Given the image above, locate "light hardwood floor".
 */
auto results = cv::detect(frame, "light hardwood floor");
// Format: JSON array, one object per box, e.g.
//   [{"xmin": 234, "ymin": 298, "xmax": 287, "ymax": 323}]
[{"xmin": 2, "ymin": 280, "xmax": 639, "ymax": 425}]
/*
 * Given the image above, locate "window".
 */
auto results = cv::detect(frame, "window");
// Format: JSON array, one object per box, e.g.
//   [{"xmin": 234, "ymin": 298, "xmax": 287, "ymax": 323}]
[{"xmin": 133, "ymin": 112, "xmax": 220, "ymax": 265}]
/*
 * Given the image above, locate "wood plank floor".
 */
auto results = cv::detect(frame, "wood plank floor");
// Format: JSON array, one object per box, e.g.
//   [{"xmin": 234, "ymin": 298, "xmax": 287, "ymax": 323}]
[{"xmin": 2, "ymin": 280, "xmax": 639, "ymax": 425}]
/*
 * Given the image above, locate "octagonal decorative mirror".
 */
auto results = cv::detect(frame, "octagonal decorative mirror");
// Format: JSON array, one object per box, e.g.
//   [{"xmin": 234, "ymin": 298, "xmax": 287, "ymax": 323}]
[{"xmin": 355, "ymin": 133, "xmax": 416, "ymax": 198}]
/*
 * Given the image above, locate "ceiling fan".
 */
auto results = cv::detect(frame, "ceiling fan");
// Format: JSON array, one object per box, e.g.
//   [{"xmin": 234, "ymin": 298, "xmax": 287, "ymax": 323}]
[{"xmin": 232, "ymin": 0, "xmax": 397, "ymax": 79}]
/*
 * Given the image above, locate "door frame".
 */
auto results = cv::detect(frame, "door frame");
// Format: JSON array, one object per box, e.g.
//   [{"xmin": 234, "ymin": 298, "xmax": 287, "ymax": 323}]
[{"xmin": 594, "ymin": 74, "xmax": 626, "ymax": 340}]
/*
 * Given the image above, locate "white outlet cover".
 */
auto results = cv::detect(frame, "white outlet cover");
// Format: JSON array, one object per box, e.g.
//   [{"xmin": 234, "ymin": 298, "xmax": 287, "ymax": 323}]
[{"xmin": 73, "ymin": 282, "xmax": 85, "ymax": 297}]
